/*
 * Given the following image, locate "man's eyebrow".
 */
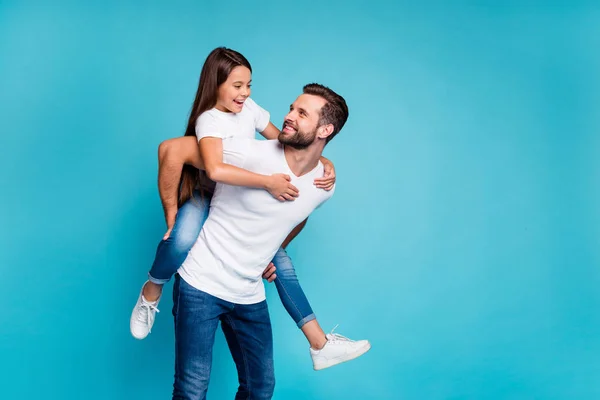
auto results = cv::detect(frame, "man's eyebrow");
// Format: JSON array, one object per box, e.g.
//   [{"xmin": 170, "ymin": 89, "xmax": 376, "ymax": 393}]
[{"xmin": 289, "ymin": 104, "xmax": 309, "ymax": 115}]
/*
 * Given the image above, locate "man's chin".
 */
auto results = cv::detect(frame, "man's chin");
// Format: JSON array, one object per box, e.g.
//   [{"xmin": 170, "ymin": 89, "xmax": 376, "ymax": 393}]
[
  {"xmin": 278, "ymin": 138, "xmax": 310, "ymax": 150},
  {"xmin": 278, "ymin": 130, "xmax": 314, "ymax": 150}
]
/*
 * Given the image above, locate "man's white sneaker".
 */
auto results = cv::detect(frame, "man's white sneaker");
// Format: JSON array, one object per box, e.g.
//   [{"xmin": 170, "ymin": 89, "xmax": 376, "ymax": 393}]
[
  {"xmin": 310, "ymin": 326, "xmax": 371, "ymax": 371},
  {"xmin": 130, "ymin": 282, "xmax": 161, "ymax": 340}
]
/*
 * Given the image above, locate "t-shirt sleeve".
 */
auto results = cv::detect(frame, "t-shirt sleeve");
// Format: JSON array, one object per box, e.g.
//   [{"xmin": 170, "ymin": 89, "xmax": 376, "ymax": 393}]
[
  {"xmin": 316, "ymin": 183, "xmax": 335, "ymax": 209},
  {"xmin": 245, "ymin": 97, "xmax": 270, "ymax": 132},
  {"xmin": 221, "ymin": 137, "xmax": 257, "ymax": 169},
  {"xmin": 195, "ymin": 113, "xmax": 224, "ymax": 141}
]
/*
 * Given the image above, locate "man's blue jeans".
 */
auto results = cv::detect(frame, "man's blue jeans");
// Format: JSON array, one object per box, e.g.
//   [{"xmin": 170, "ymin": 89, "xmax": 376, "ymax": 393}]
[
  {"xmin": 172, "ymin": 275, "xmax": 275, "ymax": 400},
  {"xmin": 148, "ymin": 191, "xmax": 316, "ymax": 328}
]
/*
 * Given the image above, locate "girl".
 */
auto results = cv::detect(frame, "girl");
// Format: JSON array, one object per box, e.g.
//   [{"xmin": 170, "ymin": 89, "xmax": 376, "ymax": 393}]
[{"xmin": 130, "ymin": 47, "xmax": 370, "ymax": 370}]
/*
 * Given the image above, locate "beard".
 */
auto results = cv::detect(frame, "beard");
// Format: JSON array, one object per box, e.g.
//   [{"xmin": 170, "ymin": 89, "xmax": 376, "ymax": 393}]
[{"xmin": 278, "ymin": 123, "xmax": 317, "ymax": 150}]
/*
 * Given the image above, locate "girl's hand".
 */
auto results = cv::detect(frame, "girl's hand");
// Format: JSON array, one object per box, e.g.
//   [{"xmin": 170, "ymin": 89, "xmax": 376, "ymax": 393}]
[
  {"xmin": 266, "ymin": 174, "xmax": 299, "ymax": 201},
  {"xmin": 314, "ymin": 160, "xmax": 336, "ymax": 191}
]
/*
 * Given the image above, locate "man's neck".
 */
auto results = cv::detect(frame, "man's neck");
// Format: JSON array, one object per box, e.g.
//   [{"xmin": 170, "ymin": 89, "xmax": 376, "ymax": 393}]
[{"xmin": 283, "ymin": 143, "xmax": 323, "ymax": 177}]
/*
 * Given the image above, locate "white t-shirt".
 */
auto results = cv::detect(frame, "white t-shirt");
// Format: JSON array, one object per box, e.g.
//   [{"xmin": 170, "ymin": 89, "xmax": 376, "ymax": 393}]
[
  {"xmin": 194, "ymin": 97, "xmax": 270, "ymax": 192},
  {"xmin": 178, "ymin": 138, "xmax": 334, "ymax": 304},
  {"xmin": 195, "ymin": 97, "xmax": 270, "ymax": 141}
]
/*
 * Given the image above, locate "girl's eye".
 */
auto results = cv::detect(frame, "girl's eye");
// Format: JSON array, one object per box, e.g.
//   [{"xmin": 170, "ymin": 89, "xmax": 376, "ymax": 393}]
[{"xmin": 234, "ymin": 86, "xmax": 242, "ymax": 89}]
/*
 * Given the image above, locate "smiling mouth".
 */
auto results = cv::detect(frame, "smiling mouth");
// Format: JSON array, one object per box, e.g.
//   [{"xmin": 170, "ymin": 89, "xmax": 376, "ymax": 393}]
[
  {"xmin": 233, "ymin": 99, "xmax": 245, "ymax": 107},
  {"xmin": 282, "ymin": 123, "xmax": 297, "ymax": 133}
]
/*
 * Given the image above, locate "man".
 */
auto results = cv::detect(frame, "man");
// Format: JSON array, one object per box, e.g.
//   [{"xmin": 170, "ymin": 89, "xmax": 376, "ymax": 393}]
[{"xmin": 161, "ymin": 84, "xmax": 367, "ymax": 399}]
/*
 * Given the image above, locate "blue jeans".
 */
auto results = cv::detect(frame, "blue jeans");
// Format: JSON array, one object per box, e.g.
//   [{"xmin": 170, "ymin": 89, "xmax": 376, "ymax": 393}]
[
  {"xmin": 172, "ymin": 275, "xmax": 275, "ymax": 400},
  {"xmin": 148, "ymin": 191, "xmax": 316, "ymax": 328}
]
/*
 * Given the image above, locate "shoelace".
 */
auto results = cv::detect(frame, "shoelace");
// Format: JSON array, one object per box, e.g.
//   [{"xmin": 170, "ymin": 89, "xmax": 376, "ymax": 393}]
[
  {"xmin": 137, "ymin": 301, "xmax": 160, "ymax": 331},
  {"xmin": 327, "ymin": 324, "xmax": 354, "ymax": 343}
]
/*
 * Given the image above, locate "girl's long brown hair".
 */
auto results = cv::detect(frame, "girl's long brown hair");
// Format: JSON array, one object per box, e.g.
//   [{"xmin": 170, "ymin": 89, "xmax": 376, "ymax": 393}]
[{"xmin": 178, "ymin": 47, "xmax": 252, "ymax": 206}]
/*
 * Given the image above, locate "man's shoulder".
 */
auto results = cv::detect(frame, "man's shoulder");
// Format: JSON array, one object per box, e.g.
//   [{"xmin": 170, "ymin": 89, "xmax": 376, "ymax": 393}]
[
  {"xmin": 256, "ymin": 138, "xmax": 281, "ymax": 148},
  {"xmin": 236, "ymin": 138, "xmax": 281, "ymax": 152},
  {"xmin": 222, "ymin": 138, "xmax": 280, "ymax": 156}
]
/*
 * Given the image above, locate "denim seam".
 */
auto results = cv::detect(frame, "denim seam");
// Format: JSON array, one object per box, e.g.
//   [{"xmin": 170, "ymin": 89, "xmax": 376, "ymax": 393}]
[
  {"xmin": 174, "ymin": 280, "xmax": 181, "ymax": 331},
  {"xmin": 224, "ymin": 314, "xmax": 251, "ymax": 399},
  {"xmin": 173, "ymin": 278, "xmax": 182, "ymax": 389}
]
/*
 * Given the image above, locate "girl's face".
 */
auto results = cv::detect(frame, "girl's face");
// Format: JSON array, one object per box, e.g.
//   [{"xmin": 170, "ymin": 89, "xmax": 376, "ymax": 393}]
[{"xmin": 215, "ymin": 66, "xmax": 252, "ymax": 113}]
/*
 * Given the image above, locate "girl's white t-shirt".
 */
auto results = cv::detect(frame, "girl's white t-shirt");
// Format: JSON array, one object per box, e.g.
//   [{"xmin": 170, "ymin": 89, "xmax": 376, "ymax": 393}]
[
  {"xmin": 194, "ymin": 98, "xmax": 270, "ymax": 193},
  {"xmin": 195, "ymin": 97, "xmax": 270, "ymax": 141}
]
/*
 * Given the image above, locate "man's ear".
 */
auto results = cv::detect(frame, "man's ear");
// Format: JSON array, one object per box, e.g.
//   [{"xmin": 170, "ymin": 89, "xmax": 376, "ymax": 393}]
[{"xmin": 317, "ymin": 124, "xmax": 334, "ymax": 140}]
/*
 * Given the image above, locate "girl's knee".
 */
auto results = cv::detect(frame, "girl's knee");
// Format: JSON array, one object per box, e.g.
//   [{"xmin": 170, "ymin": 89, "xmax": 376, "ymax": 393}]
[{"xmin": 169, "ymin": 230, "xmax": 198, "ymax": 254}]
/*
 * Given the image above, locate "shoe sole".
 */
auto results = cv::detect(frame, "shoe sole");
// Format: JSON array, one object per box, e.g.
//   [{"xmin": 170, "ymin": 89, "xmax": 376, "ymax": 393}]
[{"xmin": 313, "ymin": 342, "xmax": 372, "ymax": 371}]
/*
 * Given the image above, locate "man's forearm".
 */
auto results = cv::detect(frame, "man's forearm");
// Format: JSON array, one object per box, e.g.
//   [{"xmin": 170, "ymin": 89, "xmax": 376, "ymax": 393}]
[
  {"xmin": 157, "ymin": 137, "xmax": 205, "ymax": 228},
  {"xmin": 282, "ymin": 218, "xmax": 308, "ymax": 249},
  {"xmin": 158, "ymin": 143, "xmax": 184, "ymax": 228}
]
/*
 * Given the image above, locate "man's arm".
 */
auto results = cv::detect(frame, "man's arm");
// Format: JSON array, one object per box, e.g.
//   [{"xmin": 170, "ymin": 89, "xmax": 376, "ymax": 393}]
[{"xmin": 157, "ymin": 137, "xmax": 204, "ymax": 235}]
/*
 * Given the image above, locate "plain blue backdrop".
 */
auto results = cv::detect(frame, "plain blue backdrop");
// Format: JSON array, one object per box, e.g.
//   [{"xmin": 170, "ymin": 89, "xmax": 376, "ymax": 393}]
[{"xmin": 1, "ymin": 1, "xmax": 599, "ymax": 399}]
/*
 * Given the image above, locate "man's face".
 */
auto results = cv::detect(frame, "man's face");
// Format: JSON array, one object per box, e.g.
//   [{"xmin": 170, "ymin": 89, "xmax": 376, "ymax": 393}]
[{"xmin": 278, "ymin": 94, "xmax": 327, "ymax": 149}]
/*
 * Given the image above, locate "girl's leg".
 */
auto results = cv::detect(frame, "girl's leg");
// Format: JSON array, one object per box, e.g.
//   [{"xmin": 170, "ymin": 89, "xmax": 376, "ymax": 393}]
[
  {"xmin": 271, "ymin": 247, "xmax": 327, "ymax": 349},
  {"xmin": 131, "ymin": 191, "xmax": 210, "ymax": 339},
  {"xmin": 271, "ymin": 247, "xmax": 371, "ymax": 370},
  {"xmin": 144, "ymin": 192, "xmax": 211, "ymax": 300}
]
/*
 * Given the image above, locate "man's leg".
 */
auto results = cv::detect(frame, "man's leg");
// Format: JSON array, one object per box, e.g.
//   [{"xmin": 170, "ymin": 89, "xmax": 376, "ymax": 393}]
[
  {"xmin": 172, "ymin": 275, "xmax": 229, "ymax": 400},
  {"xmin": 220, "ymin": 301, "xmax": 275, "ymax": 400}
]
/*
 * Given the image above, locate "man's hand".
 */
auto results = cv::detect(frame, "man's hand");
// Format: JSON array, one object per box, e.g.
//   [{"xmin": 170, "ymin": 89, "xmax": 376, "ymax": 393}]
[
  {"xmin": 163, "ymin": 225, "xmax": 174, "ymax": 240},
  {"xmin": 162, "ymin": 208, "xmax": 178, "ymax": 240},
  {"xmin": 262, "ymin": 262, "xmax": 277, "ymax": 283},
  {"xmin": 315, "ymin": 157, "xmax": 335, "ymax": 191}
]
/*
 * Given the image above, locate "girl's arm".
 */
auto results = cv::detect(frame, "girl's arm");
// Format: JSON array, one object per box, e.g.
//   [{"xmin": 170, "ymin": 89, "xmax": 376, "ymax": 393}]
[
  {"xmin": 260, "ymin": 122, "xmax": 336, "ymax": 191},
  {"xmin": 199, "ymin": 137, "xmax": 299, "ymax": 201},
  {"xmin": 259, "ymin": 122, "xmax": 281, "ymax": 140}
]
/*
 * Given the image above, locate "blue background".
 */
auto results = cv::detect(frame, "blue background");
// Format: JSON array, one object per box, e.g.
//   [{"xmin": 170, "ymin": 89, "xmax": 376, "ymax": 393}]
[{"xmin": 1, "ymin": 1, "xmax": 598, "ymax": 399}]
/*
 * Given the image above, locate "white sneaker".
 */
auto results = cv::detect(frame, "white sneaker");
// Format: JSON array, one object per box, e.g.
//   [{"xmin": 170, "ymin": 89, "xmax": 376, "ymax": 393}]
[
  {"xmin": 310, "ymin": 326, "xmax": 371, "ymax": 370},
  {"xmin": 130, "ymin": 282, "xmax": 161, "ymax": 340}
]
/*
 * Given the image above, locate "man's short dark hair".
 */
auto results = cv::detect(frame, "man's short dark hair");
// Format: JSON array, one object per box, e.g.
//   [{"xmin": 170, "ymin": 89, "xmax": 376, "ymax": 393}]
[{"xmin": 303, "ymin": 83, "xmax": 349, "ymax": 144}]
